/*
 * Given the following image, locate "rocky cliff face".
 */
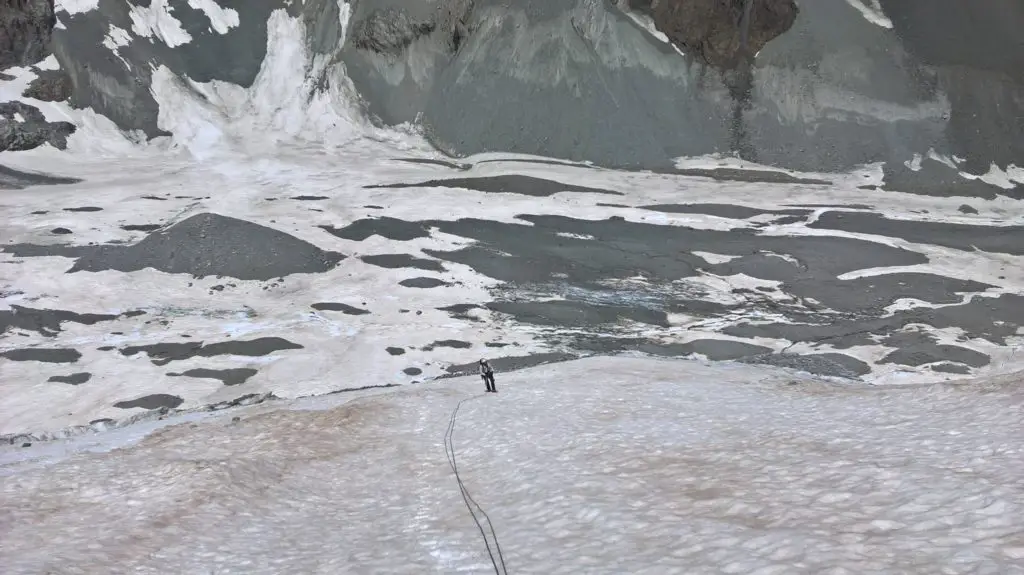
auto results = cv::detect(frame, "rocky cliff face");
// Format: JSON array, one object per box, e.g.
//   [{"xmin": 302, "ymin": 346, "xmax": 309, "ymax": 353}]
[
  {"xmin": 0, "ymin": 0, "xmax": 76, "ymax": 153},
  {"xmin": 630, "ymin": 0, "xmax": 798, "ymax": 69},
  {"xmin": 3, "ymin": 0, "xmax": 1022, "ymax": 179},
  {"xmin": 0, "ymin": 100, "xmax": 75, "ymax": 151},
  {"xmin": 338, "ymin": 0, "xmax": 1021, "ymax": 175},
  {"xmin": 0, "ymin": 0, "xmax": 54, "ymax": 70},
  {"xmin": 878, "ymin": 0, "xmax": 1024, "ymax": 172}
]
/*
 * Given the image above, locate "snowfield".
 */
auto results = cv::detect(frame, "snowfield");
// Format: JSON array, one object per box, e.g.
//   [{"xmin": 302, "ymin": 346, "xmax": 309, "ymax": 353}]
[{"xmin": 2, "ymin": 356, "xmax": 1022, "ymax": 574}]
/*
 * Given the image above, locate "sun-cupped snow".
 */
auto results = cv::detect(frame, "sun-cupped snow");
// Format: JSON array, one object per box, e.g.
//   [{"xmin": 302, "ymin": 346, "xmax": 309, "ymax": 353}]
[{"xmin": 1, "ymin": 357, "xmax": 1022, "ymax": 574}]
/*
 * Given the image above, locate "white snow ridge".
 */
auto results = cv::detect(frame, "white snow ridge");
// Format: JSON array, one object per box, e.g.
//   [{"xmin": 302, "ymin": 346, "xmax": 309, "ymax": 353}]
[{"xmin": 2, "ymin": 1, "xmax": 1024, "ymax": 574}]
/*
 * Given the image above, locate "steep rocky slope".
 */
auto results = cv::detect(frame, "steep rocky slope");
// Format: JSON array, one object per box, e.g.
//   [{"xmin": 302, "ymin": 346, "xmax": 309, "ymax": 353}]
[
  {"xmin": 2, "ymin": 0, "xmax": 1022, "ymax": 176},
  {"xmin": 0, "ymin": 0, "xmax": 53, "ymax": 70}
]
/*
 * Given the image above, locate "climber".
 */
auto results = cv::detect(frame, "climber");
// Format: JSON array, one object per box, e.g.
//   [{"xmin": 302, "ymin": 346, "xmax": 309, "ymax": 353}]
[{"xmin": 479, "ymin": 359, "xmax": 496, "ymax": 393}]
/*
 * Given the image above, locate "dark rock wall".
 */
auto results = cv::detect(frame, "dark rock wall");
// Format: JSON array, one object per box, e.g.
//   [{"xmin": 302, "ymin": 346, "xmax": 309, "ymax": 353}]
[
  {"xmin": 0, "ymin": 0, "xmax": 54, "ymax": 70},
  {"xmin": 0, "ymin": 100, "xmax": 75, "ymax": 151},
  {"xmin": 2, "ymin": 0, "xmax": 1021, "ymax": 176},
  {"xmin": 344, "ymin": 0, "xmax": 1023, "ymax": 173},
  {"xmin": 0, "ymin": 0, "xmax": 76, "ymax": 155},
  {"xmin": 637, "ymin": 0, "xmax": 798, "ymax": 69},
  {"xmin": 878, "ymin": 0, "xmax": 1024, "ymax": 173}
]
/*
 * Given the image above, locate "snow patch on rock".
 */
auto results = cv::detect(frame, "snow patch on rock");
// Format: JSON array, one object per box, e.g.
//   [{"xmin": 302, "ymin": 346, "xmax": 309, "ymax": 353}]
[
  {"xmin": 128, "ymin": 0, "xmax": 192, "ymax": 48},
  {"xmin": 186, "ymin": 0, "xmax": 241, "ymax": 35},
  {"xmin": 55, "ymin": 0, "xmax": 99, "ymax": 16}
]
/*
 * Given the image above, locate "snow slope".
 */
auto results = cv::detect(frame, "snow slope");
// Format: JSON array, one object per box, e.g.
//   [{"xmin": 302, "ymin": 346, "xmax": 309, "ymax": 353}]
[{"xmin": 2, "ymin": 357, "xmax": 1022, "ymax": 573}]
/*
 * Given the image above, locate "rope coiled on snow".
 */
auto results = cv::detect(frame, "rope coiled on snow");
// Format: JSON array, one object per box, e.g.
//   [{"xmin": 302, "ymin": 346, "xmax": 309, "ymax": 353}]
[{"xmin": 443, "ymin": 395, "xmax": 509, "ymax": 575}]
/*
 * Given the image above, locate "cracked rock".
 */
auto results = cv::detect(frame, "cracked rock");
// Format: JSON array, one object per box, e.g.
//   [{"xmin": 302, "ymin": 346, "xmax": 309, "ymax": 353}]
[
  {"xmin": 0, "ymin": 101, "xmax": 76, "ymax": 152},
  {"xmin": 628, "ymin": 0, "xmax": 798, "ymax": 69},
  {"xmin": 350, "ymin": 7, "xmax": 436, "ymax": 56}
]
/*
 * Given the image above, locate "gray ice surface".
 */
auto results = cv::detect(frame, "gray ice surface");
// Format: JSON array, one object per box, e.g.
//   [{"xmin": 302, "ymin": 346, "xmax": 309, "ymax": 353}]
[
  {"xmin": 112, "ymin": 394, "xmax": 184, "ymax": 410},
  {"xmin": 1, "ymin": 347, "xmax": 81, "ymax": 363},
  {"xmin": 422, "ymin": 339, "xmax": 472, "ymax": 350},
  {"xmin": 46, "ymin": 372, "xmax": 92, "ymax": 385},
  {"xmin": 444, "ymin": 352, "xmax": 578, "ymax": 376},
  {"xmin": 0, "ymin": 164, "xmax": 81, "ymax": 189},
  {"xmin": 168, "ymin": 368, "xmax": 260, "ymax": 386},
  {"xmin": 810, "ymin": 212, "xmax": 1024, "ymax": 256},
  {"xmin": 319, "ymin": 217, "xmax": 430, "ymax": 241},
  {"xmin": 120, "ymin": 337, "xmax": 304, "ymax": 366},
  {"xmin": 652, "ymin": 167, "xmax": 832, "ymax": 185},
  {"xmin": 4, "ymin": 213, "xmax": 346, "ymax": 280},
  {"xmin": 315, "ymin": 211, "xmax": 1019, "ymax": 378},
  {"xmin": 368, "ymin": 174, "xmax": 621, "ymax": 197},
  {"xmin": 0, "ymin": 305, "xmax": 136, "ymax": 337},
  {"xmin": 311, "ymin": 302, "xmax": 371, "ymax": 315},
  {"xmin": 359, "ymin": 253, "xmax": 445, "ymax": 272},
  {"xmin": 640, "ymin": 203, "xmax": 811, "ymax": 220},
  {"xmin": 399, "ymin": 277, "xmax": 448, "ymax": 288},
  {"xmin": 741, "ymin": 352, "xmax": 871, "ymax": 379},
  {"xmin": 880, "ymin": 345, "xmax": 990, "ymax": 369},
  {"xmin": 575, "ymin": 338, "xmax": 772, "ymax": 361}
]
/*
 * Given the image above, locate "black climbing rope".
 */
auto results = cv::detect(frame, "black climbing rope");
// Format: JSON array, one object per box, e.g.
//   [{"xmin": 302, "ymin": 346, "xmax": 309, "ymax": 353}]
[{"xmin": 444, "ymin": 395, "xmax": 509, "ymax": 575}]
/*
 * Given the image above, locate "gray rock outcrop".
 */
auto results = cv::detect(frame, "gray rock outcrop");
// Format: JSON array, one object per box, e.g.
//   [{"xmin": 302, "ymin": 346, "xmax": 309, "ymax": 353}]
[
  {"xmin": 630, "ymin": 0, "xmax": 798, "ymax": 69},
  {"xmin": 22, "ymin": 68, "xmax": 71, "ymax": 101},
  {"xmin": 0, "ymin": 101, "xmax": 76, "ymax": 151},
  {"xmin": 0, "ymin": 0, "xmax": 54, "ymax": 70}
]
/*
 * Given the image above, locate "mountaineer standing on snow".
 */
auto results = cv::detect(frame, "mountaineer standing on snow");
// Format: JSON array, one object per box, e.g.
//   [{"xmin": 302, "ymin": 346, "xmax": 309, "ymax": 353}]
[{"xmin": 479, "ymin": 359, "xmax": 496, "ymax": 393}]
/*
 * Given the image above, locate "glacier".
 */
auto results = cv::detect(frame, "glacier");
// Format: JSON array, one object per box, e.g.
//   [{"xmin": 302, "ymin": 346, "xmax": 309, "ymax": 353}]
[{"xmin": 1, "ymin": 1, "xmax": 1023, "ymax": 572}]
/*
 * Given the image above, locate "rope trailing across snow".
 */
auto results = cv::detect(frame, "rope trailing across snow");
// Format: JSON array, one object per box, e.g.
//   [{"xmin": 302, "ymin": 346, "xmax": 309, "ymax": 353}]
[{"xmin": 443, "ymin": 395, "xmax": 509, "ymax": 575}]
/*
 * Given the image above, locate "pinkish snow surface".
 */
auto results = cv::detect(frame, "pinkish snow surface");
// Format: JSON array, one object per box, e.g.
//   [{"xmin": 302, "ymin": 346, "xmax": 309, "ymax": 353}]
[{"xmin": 2, "ymin": 357, "xmax": 1022, "ymax": 574}]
